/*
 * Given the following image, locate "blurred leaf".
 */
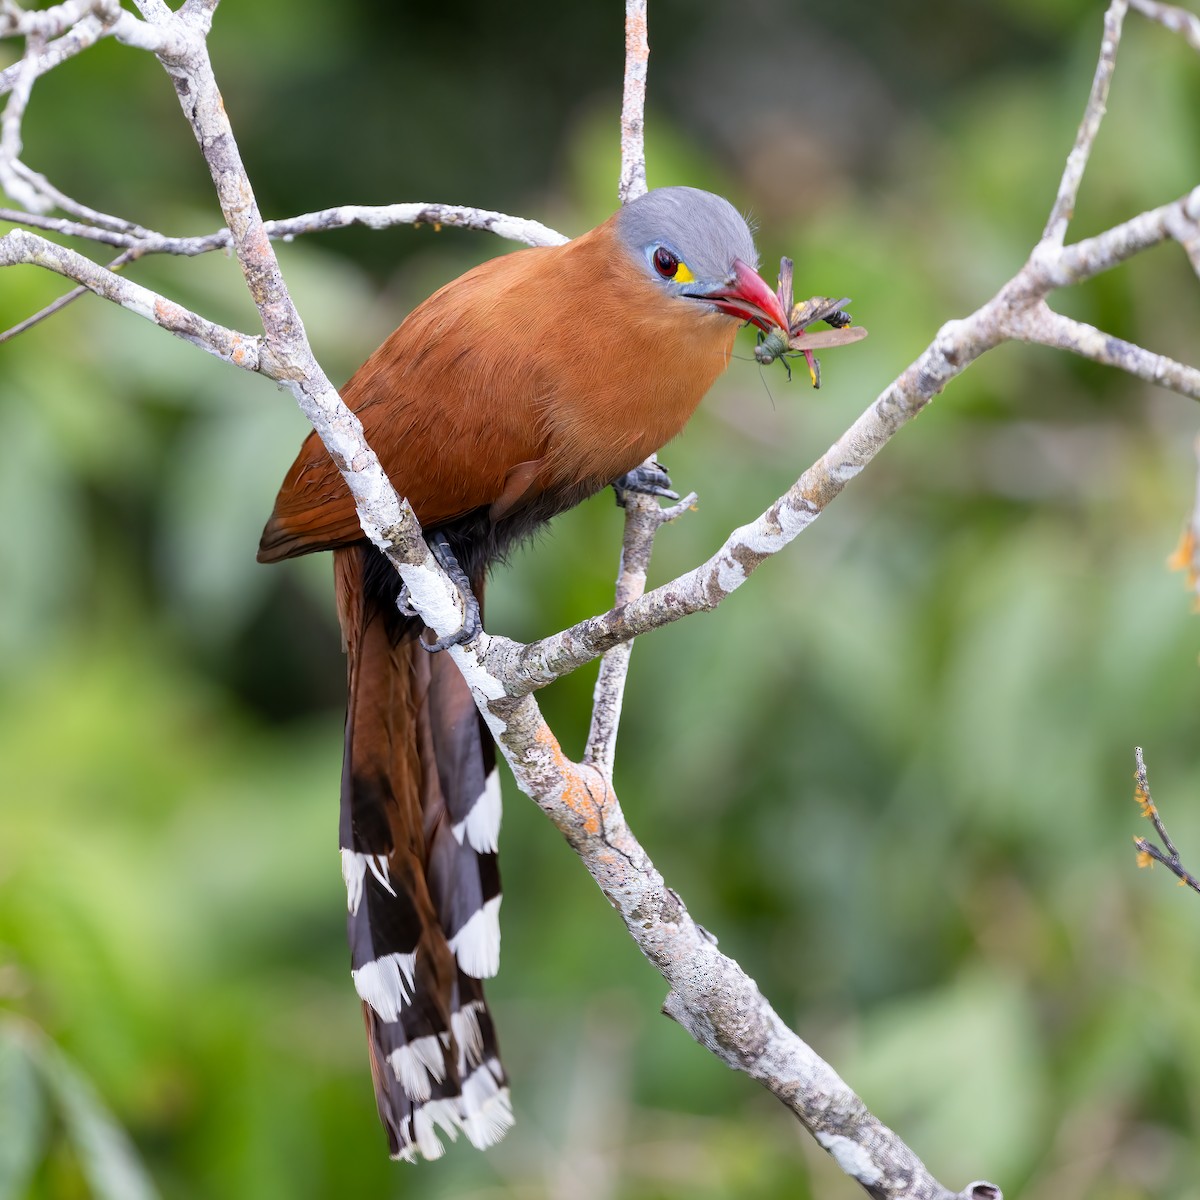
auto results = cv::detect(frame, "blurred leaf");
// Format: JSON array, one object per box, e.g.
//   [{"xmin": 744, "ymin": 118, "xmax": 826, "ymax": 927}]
[
  {"xmin": 0, "ymin": 1023, "xmax": 47, "ymax": 1200},
  {"xmin": 842, "ymin": 970, "xmax": 1047, "ymax": 1179},
  {"xmin": 31, "ymin": 1029, "xmax": 160, "ymax": 1200}
]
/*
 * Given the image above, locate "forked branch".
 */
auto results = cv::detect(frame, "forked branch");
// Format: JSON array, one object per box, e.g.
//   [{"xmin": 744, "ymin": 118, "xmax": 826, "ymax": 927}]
[{"xmin": 1132, "ymin": 748, "xmax": 1200, "ymax": 895}]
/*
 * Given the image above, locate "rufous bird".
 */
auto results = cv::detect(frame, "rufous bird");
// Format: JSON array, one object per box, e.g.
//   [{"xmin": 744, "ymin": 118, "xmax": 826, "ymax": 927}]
[{"xmin": 258, "ymin": 186, "xmax": 789, "ymax": 1162}]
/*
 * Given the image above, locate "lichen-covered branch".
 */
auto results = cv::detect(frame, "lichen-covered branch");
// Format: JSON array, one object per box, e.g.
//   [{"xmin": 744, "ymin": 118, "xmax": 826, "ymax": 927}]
[
  {"xmin": 0, "ymin": 228, "xmax": 261, "ymax": 366},
  {"xmin": 457, "ymin": 679, "xmax": 997, "ymax": 1200},
  {"xmin": 618, "ymin": 0, "xmax": 649, "ymax": 205},
  {"xmin": 1132, "ymin": 747, "xmax": 1200, "ymax": 895}
]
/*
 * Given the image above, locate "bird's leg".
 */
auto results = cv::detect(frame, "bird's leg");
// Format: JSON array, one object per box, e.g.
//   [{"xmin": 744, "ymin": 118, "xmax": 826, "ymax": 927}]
[
  {"xmin": 396, "ymin": 585, "xmax": 420, "ymax": 619},
  {"xmin": 418, "ymin": 531, "xmax": 482, "ymax": 653},
  {"xmin": 612, "ymin": 460, "xmax": 679, "ymax": 507}
]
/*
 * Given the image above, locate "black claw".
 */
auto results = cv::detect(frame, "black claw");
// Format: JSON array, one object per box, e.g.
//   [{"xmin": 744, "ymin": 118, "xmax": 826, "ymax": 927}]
[
  {"xmin": 419, "ymin": 532, "xmax": 483, "ymax": 653},
  {"xmin": 613, "ymin": 461, "xmax": 679, "ymax": 507},
  {"xmin": 396, "ymin": 585, "xmax": 420, "ymax": 619}
]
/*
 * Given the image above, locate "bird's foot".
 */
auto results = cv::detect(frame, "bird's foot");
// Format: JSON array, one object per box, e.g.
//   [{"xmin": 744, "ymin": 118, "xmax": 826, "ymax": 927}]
[
  {"xmin": 613, "ymin": 460, "xmax": 679, "ymax": 507},
  {"xmin": 397, "ymin": 585, "xmax": 420, "ymax": 619},
  {"xmin": 420, "ymin": 532, "xmax": 482, "ymax": 653}
]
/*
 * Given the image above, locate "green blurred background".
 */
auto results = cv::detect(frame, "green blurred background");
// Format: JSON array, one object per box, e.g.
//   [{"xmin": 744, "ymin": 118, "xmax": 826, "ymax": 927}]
[{"xmin": 3, "ymin": 1, "xmax": 1200, "ymax": 1197}]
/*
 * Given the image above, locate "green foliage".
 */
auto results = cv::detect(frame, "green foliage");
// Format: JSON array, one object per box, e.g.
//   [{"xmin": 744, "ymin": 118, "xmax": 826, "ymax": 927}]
[{"xmin": 2, "ymin": 3, "xmax": 1200, "ymax": 1198}]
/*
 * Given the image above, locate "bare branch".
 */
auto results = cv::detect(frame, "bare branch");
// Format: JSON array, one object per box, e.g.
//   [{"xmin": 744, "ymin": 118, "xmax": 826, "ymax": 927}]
[
  {"xmin": 0, "ymin": 246, "xmax": 135, "ymax": 343},
  {"xmin": 1164, "ymin": 203, "xmax": 1200, "ymax": 277},
  {"xmin": 583, "ymin": 489, "xmax": 697, "ymax": 777},
  {"xmin": 0, "ymin": 200, "xmax": 567, "ymax": 263},
  {"xmin": 0, "ymin": 0, "xmax": 117, "ymax": 40},
  {"xmin": 1048, "ymin": 185, "xmax": 1200, "ymax": 283},
  {"xmin": 1132, "ymin": 747, "xmax": 1200, "ymax": 895},
  {"xmin": 0, "ymin": 2, "xmax": 185, "ymax": 212},
  {"xmin": 0, "ymin": 200, "xmax": 566, "ymax": 255},
  {"xmin": 1043, "ymin": 1, "xmax": 1127, "ymax": 245},
  {"xmin": 1006, "ymin": 302, "xmax": 1200, "ymax": 398},
  {"xmin": 585, "ymin": 0, "xmax": 666, "ymax": 781},
  {"xmin": 618, "ymin": 0, "xmax": 649, "ymax": 204},
  {"xmin": 0, "ymin": 10, "xmax": 112, "ymax": 95},
  {"xmin": 1130, "ymin": 0, "xmax": 1200, "ymax": 49},
  {"xmin": 0, "ymin": 29, "xmax": 46, "ymax": 209},
  {"xmin": 0, "ymin": 228, "xmax": 261, "ymax": 365}
]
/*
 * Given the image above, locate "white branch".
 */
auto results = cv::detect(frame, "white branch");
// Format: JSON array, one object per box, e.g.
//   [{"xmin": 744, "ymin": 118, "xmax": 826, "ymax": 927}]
[
  {"xmin": 1043, "ymin": 1, "xmax": 1127, "ymax": 244},
  {"xmin": 0, "ymin": 200, "xmax": 567, "ymax": 253},
  {"xmin": 618, "ymin": 0, "xmax": 649, "ymax": 204},
  {"xmin": 0, "ymin": 228, "xmax": 261, "ymax": 366}
]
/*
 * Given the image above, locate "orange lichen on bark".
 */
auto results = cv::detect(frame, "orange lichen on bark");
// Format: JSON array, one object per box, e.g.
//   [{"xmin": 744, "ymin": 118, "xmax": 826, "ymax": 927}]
[
  {"xmin": 1167, "ymin": 527, "xmax": 1199, "ymax": 608},
  {"xmin": 1133, "ymin": 776, "xmax": 1155, "ymax": 816},
  {"xmin": 531, "ymin": 724, "xmax": 603, "ymax": 836}
]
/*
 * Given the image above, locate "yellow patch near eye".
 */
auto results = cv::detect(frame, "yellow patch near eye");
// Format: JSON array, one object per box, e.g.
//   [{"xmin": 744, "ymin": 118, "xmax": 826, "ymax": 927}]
[{"xmin": 674, "ymin": 262, "xmax": 695, "ymax": 284}]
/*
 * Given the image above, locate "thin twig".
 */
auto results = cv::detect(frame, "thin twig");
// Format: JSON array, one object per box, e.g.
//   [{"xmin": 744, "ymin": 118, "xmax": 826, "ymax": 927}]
[
  {"xmin": 0, "ymin": 32, "xmax": 46, "ymax": 210},
  {"xmin": 0, "ymin": 245, "xmax": 135, "ymax": 343},
  {"xmin": 0, "ymin": 11, "xmax": 111, "ymax": 95},
  {"xmin": 3, "ymin": 165, "xmax": 154, "ymax": 233},
  {"xmin": 0, "ymin": 200, "xmax": 567, "ymax": 255},
  {"xmin": 1130, "ymin": 0, "xmax": 1200, "ymax": 49},
  {"xmin": 1043, "ymin": 0, "xmax": 1127, "ymax": 245},
  {"xmin": 1132, "ymin": 747, "xmax": 1200, "ymax": 895},
  {"xmin": 583, "ymin": 489, "xmax": 697, "ymax": 777},
  {"xmin": 583, "ymin": 0, "xmax": 663, "ymax": 780}
]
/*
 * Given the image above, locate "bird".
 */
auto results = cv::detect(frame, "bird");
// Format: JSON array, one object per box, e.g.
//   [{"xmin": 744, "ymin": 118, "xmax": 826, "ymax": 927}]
[{"xmin": 257, "ymin": 186, "xmax": 789, "ymax": 1162}]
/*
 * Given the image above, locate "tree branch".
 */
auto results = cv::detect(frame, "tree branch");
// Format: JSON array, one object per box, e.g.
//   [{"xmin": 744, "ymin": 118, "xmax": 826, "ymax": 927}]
[
  {"xmin": 0, "ymin": 200, "xmax": 567, "ymax": 254},
  {"xmin": 470, "ymin": 687, "xmax": 998, "ymax": 1200},
  {"xmin": 580, "ymin": 0, "xmax": 667, "ymax": 781},
  {"xmin": 1043, "ymin": 1, "xmax": 1127, "ymax": 245},
  {"xmin": 1130, "ymin": 0, "xmax": 1200, "ymax": 48},
  {"xmin": 0, "ymin": 228, "xmax": 260, "ymax": 365},
  {"xmin": 583, "ymin": 489, "xmax": 696, "ymax": 777},
  {"xmin": 618, "ymin": 0, "xmax": 649, "ymax": 205},
  {"xmin": 1132, "ymin": 747, "xmax": 1200, "ymax": 895}
]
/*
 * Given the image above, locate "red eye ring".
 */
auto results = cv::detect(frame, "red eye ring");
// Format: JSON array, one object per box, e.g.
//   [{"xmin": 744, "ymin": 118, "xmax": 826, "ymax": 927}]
[{"xmin": 653, "ymin": 246, "xmax": 679, "ymax": 278}]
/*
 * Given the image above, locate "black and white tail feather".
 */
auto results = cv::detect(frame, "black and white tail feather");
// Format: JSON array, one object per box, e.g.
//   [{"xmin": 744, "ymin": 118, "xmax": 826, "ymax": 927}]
[{"xmin": 336, "ymin": 545, "xmax": 513, "ymax": 1161}]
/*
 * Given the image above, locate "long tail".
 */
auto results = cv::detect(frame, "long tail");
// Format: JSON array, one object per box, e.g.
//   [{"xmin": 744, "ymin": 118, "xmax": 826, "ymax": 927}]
[{"xmin": 334, "ymin": 544, "xmax": 512, "ymax": 1161}]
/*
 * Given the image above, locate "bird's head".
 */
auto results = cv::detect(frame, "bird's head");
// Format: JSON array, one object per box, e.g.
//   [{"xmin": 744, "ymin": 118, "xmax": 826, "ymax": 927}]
[{"xmin": 614, "ymin": 186, "xmax": 789, "ymax": 334}]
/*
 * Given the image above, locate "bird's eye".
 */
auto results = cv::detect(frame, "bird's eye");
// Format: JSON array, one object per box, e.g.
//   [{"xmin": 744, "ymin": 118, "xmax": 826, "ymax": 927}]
[{"xmin": 653, "ymin": 246, "xmax": 680, "ymax": 278}]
